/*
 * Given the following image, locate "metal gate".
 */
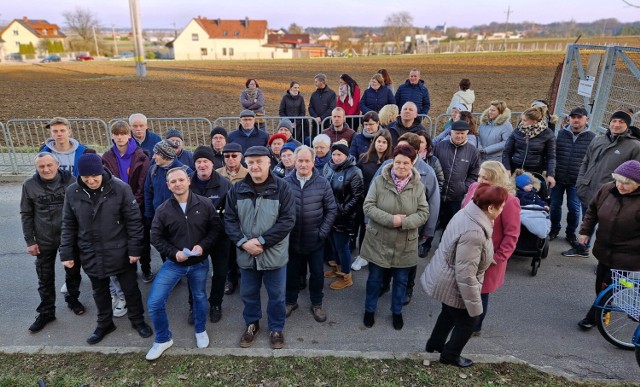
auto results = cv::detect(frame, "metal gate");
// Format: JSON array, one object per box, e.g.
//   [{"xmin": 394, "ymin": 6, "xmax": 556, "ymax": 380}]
[
  {"xmin": 554, "ymin": 44, "xmax": 640, "ymax": 133},
  {"xmin": 108, "ymin": 117, "xmax": 213, "ymax": 149}
]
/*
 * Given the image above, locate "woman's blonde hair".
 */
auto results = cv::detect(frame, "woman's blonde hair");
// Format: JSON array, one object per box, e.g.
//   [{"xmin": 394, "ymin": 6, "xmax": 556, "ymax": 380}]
[
  {"xmin": 480, "ymin": 161, "xmax": 515, "ymax": 195},
  {"xmin": 522, "ymin": 106, "xmax": 546, "ymax": 123},
  {"xmin": 378, "ymin": 104, "xmax": 399, "ymax": 126},
  {"xmin": 371, "ymin": 73, "xmax": 384, "ymax": 86},
  {"xmin": 490, "ymin": 100, "xmax": 507, "ymax": 115}
]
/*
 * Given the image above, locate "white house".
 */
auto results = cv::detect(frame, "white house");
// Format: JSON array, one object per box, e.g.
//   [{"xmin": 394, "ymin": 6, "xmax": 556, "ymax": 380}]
[
  {"xmin": 173, "ymin": 17, "xmax": 291, "ymax": 60},
  {"xmin": 0, "ymin": 17, "xmax": 66, "ymax": 56}
]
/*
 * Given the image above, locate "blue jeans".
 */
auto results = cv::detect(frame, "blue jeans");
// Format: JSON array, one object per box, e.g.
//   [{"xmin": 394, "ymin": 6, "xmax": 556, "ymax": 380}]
[
  {"xmin": 286, "ymin": 246, "xmax": 324, "ymax": 306},
  {"xmin": 549, "ymin": 183, "xmax": 581, "ymax": 235},
  {"xmin": 240, "ymin": 266, "xmax": 286, "ymax": 332},
  {"xmin": 147, "ymin": 260, "xmax": 210, "ymax": 343},
  {"xmin": 330, "ymin": 231, "xmax": 352, "ymax": 275},
  {"xmin": 365, "ymin": 262, "xmax": 410, "ymax": 315}
]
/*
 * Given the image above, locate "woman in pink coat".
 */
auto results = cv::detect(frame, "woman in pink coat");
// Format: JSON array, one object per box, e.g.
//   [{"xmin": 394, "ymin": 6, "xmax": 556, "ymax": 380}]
[
  {"xmin": 337, "ymin": 73, "xmax": 361, "ymax": 131},
  {"xmin": 461, "ymin": 160, "xmax": 520, "ymax": 335}
]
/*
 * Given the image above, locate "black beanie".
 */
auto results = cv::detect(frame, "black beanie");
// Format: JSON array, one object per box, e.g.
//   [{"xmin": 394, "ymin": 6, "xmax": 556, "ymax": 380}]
[
  {"xmin": 330, "ymin": 143, "xmax": 349, "ymax": 157},
  {"xmin": 193, "ymin": 146, "xmax": 216, "ymax": 164},
  {"xmin": 210, "ymin": 126, "xmax": 228, "ymax": 139},
  {"xmin": 610, "ymin": 111, "xmax": 632, "ymax": 128},
  {"xmin": 77, "ymin": 153, "xmax": 104, "ymax": 176}
]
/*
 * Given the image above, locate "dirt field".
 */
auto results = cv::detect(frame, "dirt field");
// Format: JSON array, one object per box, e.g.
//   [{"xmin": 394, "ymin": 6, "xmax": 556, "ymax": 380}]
[{"xmin": 0, "ymin": 52, "xmax": 564, "ymax": 123}]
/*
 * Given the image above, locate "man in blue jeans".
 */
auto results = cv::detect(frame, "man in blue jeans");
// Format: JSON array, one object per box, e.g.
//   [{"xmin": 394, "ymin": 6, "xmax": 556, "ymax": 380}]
[
  {"xmin": 225, "ymin": 146, "xmax": 295, "ymax": 349},
  {"xmin": 146, "ymin": 167, "xmax": 221, "ymax": 360},
  {"xmin": 549, "ymin": 107, "xmax": 594, "ymax": 248},
  {"xmin": 283, "ymin": 146, "xmax": 337, "ymax": 322}
]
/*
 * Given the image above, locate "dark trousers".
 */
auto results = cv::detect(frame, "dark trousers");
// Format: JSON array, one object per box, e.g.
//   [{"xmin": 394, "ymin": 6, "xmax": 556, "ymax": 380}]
[
  {"xmin": 382, "ymin": 265, "xmax": 417, "ymax": 292},
  {"xmin": 188, "ymin": 237, "xmax": 230, "ymax": 308},
  {"xmin": 585, "ymin": 263, "xmax": 613, "ymax": 323},
  {"xmin": 438, "ymin": 200, "xmax": 462, "ymax": 232},
  {"xmin": 88, "ymin": 265, "xmax": 145, "ymax": 329},
  {"xmin": 473, "ymin": 293, "xmax": 490, "ymax": 332},
  {"xmin": 227, "ymin": 240, "xmax": 239, "ymax": 284},
  {"xmin": 35, "ymin": 248, "xmax": 82, "ymax": 316},
  {"xmin": 286, "ymin": 246, "xmax": 325, "ymax": 306},
  {"xmin": 140, "ymin": 217, "xmax": 153, "ymax": 272},
  {"xmin": 427, "ymin": 303, "xmax": 477, "ymax": 361}
]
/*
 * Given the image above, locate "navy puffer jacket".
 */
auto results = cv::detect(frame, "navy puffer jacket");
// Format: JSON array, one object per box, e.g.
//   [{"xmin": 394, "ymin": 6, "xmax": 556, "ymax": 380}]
[
  {"xmin": 395, "ymin": 79, "xmax": 431, "ymax": 115},
  {"xmin": 554, "ymin": 126, "xmax": 595, "ymax": 185},
  {"xmin": 285, "ymin": 172, "xmax": 337, "ymax": 253},
  {"xmin": 360, "ymin": 85, "xmax": 395, "ymax": 113}
]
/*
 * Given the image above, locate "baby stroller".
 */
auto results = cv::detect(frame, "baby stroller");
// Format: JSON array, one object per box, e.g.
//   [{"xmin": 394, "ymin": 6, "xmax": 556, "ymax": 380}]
[{"xmin": 512, "ymin": 171, "xmax": 550, "ymax": 276}]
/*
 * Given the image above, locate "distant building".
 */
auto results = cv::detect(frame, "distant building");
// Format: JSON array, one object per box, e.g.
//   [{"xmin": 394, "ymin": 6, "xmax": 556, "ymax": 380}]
[
  {"xmin": 0, "ymin": 17, "xmax": 66, "ymax": 56},
  {"xmin": 173, "ymin": 17, "xmax": 295, "ymax": 60}
]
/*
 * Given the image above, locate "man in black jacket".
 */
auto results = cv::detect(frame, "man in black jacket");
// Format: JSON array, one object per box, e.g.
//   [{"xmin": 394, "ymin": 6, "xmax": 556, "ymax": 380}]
[
  {"xmin": 284, "ymin": 146, "xmax": 337, "ymax": 322},
  {"xmin": 189, "ymin": 146, "xmax": 232, "ymax": 323},
  {"xmin": 20, "ymin": 152, "xmax": 85, "ymax": 333},
  {"xmin": 309, "ymin": 73, "xmax": 337, "ymax": 131},
  {"xmin": 60, "ymin": 154, "xmax": 152, "ymax": 345},
  {"xmin": 549, "ymin": 107, "xmax": 595, "ymax": 246},
  {"xmin": 147, "ymin": 167, "xmax": 221, "ymax": 360}
]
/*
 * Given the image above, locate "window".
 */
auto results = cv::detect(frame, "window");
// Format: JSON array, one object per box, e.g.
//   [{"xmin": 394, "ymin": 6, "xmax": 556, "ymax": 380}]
[
  {"xmin": 192, "ymin": 33, "xmax": 199, "ymax": 41},
  {"xmin": 41, "ymin": 29, "xmax": 48, "ymax": 36},
  {"xmin": 13, "ymin": 30, "xmax": 19, "ymax": 36},
  {"xmin": 222, "ymin": 48, "xmax": 227, "ymax": 56},
  {"xmin": 229, "ymin": 48, "xmax": 234, "ymax": 56},
  {"xmin": 234, "ymin": 31, "xmax": 239, "ymax": 36},
  {"xmin": 201, "ymin": 47, "xmax": 207, "ymax": 56},
  {"xmin": 223, "ymin": 31, "xmax": 228, "ymax": 36}
]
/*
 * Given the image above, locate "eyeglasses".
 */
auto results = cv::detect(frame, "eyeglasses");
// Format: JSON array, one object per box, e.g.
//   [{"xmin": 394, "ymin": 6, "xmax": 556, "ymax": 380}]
[{"xmin": 224, "ymin": 154, "xmax": 239, "ymax": 159}]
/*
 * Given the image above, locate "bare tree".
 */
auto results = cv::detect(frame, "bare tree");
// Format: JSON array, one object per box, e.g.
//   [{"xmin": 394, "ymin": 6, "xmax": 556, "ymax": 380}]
[
  {"xmin": 384, "ymin": 12, "xmax": 414, "ymax": 53},
  {"xmin": 288, "ymin": 23, "xmax": 303, "ymax": 34},
  {"xmin": 63, "ymin": 7, "xmax": 100, "ymax": 41},
  {"xmin": 334, "ymin": 26, "xmax": 353, "ymax": 52}
]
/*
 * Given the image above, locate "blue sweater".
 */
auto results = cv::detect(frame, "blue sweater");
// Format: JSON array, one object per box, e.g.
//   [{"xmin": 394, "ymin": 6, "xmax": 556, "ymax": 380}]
[
  {"xmin": 227, "ymin": 126, "xmax": 269, "ymax": 153},
  {"xmin": 143, "ymin": 159, "xmax": 193, "ymax": 218}
]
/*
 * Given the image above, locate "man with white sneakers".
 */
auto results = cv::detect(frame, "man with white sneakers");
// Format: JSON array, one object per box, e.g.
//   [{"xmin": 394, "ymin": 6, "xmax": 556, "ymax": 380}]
[{"xmin": 146, "ymin": 167, "xmax": 222, "ymax": 360}]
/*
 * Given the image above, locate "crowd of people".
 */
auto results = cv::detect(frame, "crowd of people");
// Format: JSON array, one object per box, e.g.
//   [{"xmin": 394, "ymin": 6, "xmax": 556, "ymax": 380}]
[{"xmin": 19, "ymin": 68, "xmax": 640, "ymax": 367}]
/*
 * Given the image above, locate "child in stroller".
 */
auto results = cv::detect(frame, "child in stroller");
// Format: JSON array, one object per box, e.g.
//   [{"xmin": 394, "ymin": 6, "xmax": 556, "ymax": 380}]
[{"xmin": 515, "ymin": 174, "xmax": 549, "ymax": 210}]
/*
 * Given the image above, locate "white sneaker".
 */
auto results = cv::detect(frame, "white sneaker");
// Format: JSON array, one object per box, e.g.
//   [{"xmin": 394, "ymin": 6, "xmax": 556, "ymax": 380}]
[
  {"xmin": 351, "ymin": 256, "xmax": 368, "ymax": 271},
  {"xmin": 146, "ymin": 340, "xmax": 174, "ymax": 361},
  {"xmin": 113, "ymin": 298, "xmax": 127, "ymax": 318},
  {"xmin": 60, "ymin": 283, "xmax": 68, "ymax": 294},
  {"xmin": 195, "ymin": 331, "xmax": 209, "ymax": 348},
  {"xmin": 111, "ymin": 296, "xmax": 118, "ymax": 310}
]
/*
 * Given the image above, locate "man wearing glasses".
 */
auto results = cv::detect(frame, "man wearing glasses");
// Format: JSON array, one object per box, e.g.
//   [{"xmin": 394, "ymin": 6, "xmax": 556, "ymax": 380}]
[{"xmin": 216, "ymin": 143, "xmax": 248, "ymax": 185}]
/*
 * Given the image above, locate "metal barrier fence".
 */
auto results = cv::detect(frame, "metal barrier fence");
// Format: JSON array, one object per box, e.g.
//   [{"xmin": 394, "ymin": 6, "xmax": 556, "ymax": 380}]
[
  {"xmin": 2, "ymin": 118, "xmax": 109, "ymax": 175},
  {"xmin": 109, "ymin": 117, "xmax": 213, "ymax": 149},
  {"xmin": 554, "ymin": 44, "xmax": 640, "ymax": 133},
  {"xmin": 432, "ymin": 112, "xmax": 524, "ymax": 137}
]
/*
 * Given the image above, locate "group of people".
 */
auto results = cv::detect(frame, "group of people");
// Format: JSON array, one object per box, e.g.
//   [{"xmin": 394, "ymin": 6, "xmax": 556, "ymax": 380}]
[{"xmin": 20, "ymin": 68, "xmax": 640, "ymax": 367}]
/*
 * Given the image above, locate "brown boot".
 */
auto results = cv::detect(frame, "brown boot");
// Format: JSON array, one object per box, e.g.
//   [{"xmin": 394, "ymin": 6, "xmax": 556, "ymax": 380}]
[
  {"xmin": 330, "ymin": 273, "xmax": 353, "ymax": 290},
  {"xmin": 324, "ymin": 264, "xmax": 341, "ymax": 278}
]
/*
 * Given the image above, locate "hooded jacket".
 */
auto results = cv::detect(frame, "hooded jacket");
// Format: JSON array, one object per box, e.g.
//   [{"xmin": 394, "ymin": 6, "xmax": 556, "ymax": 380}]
[
  {"xmin": 446, "ymin": 89, "xmax": 476, "ymax": 114},
  {"xmin": 433, "ymin": 139, "xmax": 481, "ymax": 202},
  {"xmin": 20, "ymin": 169, "xmax": 74, "ymax": 249},
  {"xmin": 39, "ymin": 138, "xmax": 88, "ymax": 177},
  {"xmin": 576, "ymin": 128, "xmax": 640, "ymax": 204},
  {"xmin": 477, "ymin": 107, "xmax": 513, "ymax": 161},
  {"xmin": 60, "ymin": 170, "xmax": 144, "ymax": 278},
  {"xmin": 360, "ymin": 84, "xmax": 395, "ymax": 114},
  {"xmin": 224, "ymin": 173, "xmax": 295, "ymax": 271},
  {"xmin": 395, "ymin": 79, "xmax": 431, "ymax": 115},
  {"xmin": 322, "ymin": 155, "xmax": 364, "ymax": 234},
  {"xmin": 360, "ymin": 164, "xmax": 429, "ymax": 269},
  {"xmin": 420, "ymin": 201, "xmax": 495, "ymax": 317},
  {"xmin": 278, "ymin": 90, "xmax": 306, "ymax": 117},
  {"xmin": 285, "ymin": 171, "xmax": 338, "ymax": 253},
  {"xmin": 102, "ymin": 139, "xmax": 151, "ymax": 207},
  {"xmin": 554, "ymin": 125, "xmax": 595, "ymax": 185},
  {"xmin": 309, "ymin": 86, "xmax": 337, "ymax": 120}
]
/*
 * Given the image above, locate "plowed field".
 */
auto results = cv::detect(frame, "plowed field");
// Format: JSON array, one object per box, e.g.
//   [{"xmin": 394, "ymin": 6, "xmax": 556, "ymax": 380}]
[{"xmin": 0, "ymin": 52, "xmax": 564, "ymax": 122}]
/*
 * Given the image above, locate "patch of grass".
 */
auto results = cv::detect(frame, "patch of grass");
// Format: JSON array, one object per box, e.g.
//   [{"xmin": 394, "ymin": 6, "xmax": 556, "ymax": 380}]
[{"xmin": 0, "ymin": 353, "xmax": 619, "ymax": 386}]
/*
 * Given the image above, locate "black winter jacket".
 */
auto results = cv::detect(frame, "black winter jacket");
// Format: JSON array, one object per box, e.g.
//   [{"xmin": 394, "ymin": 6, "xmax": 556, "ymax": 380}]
[
  {"xmin": 309, "ymin": 86, "xmax": 337, "ymax": 120},
  {"xmin": 60, "ymin": 170, "xmax": 144, "ymax": 278},
  {"xmin": 285, "ymin": 172, "xmax": 337, "ymax": 253},
  {"xmin": 20, "ymin": 170, "xmax": 74, "ymax": 249},
  {"xmin": 322, "ymin": 155, "xmax": 364, "ymax": 234},
  {"xmin": 388, "ymin": 117, "xmax": 428, "ymax": 145},
  {"xmin": 503, "ymin": 127, "xmax": 557, "ymax": 176},
  {"xmin": 151, "ymin": 191, "xmax": 221, "ymax": 265},
  {"xmin": 554, "ymin": 126, "xmax": 595, "ymax": 185},
  {"xmin": 433, "ymin": 140, "xmax": 480, "ymax": 202},
  {"xmin": 278, "ymin": 90, "xmax": 306, "ymax": 117}
]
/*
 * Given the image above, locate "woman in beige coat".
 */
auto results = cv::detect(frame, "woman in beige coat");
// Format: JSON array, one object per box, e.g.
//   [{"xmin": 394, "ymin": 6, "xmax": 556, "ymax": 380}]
[
  {"xmin": 421, "ymin": 183, "xmax": 508, "ymax": 368},
  {"xmin": 360, "ymin": 144, "xmax": 429, "ymax": 330}
]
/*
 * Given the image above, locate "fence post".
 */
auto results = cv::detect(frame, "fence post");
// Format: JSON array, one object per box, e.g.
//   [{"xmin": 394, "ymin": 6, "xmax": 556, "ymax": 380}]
[
  {"xmin": 1, "ymin": 122, "xmax": 19, "ymax": 175},
  {"xmin": 591, "ymin": 46, "xmax": 618, "ymax": 133},
  {"xmin": 553, "ymin": 44, "xmax": 577, "ymax": 118}
]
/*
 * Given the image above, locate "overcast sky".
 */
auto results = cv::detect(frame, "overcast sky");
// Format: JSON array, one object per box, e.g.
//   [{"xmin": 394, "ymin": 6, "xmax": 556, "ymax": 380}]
[{"xmin": 4, "ymin": 0, "xmax": 640, "ymax": 30}]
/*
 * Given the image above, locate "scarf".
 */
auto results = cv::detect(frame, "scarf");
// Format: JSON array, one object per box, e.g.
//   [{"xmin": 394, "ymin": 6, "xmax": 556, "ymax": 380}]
[
  {"xmin": 362, "ymin": 129, "xmax": 378, "ymax": 139},
  {"xmin": 391, "ymin": 168, "xmax": 411, "ymax": 193},
  {"xmin": 245, "ymin": 87, "xmax": 258, "ymax": 100},
  {"xmin": 338, "ymin": 84, "xmax": 353, "ymax": 106},
  {"xmin": 518, "ymin": 121, "xmax": 547, "ymax": 139}
]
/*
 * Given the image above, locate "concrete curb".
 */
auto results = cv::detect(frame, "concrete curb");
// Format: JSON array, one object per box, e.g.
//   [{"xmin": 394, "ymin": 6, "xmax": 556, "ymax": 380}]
[{"xmin": 0, "ymin": 346, "xmax": 629, "ymax": 384}]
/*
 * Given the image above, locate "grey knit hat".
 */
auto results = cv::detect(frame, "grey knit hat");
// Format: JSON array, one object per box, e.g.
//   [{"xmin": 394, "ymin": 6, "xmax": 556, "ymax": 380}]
[
  {"xmin": 165, "ymin": 128, "xmax": 184, "ymax": 141},
  {"xmin": 153, "ymin": 139, "xmax": 179, "ymax": 159}
]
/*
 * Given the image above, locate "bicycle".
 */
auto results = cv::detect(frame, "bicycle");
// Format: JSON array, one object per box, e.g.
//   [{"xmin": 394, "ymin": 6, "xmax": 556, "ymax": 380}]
[{"xmin": 592, "ymin": 269, "xmax": 640, "ymax": 366}]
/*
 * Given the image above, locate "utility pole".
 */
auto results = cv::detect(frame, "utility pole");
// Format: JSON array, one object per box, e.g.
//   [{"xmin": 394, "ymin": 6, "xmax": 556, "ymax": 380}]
[
  {"xmin": 112, "ymin": 25, "xmax": 118, "ymax": 56},
  {"xmin": 92, "ymin": 25, "xmax": 100, "ymax": 57},
  {"xmin": 172, "ymin": 21, "xmax": 177, "ymax": 38},
  {"xmin": 503, "ymin": 5, "xmax": 513, "ymax": 51},
  {"xmin": 128, "ymin": 0, "xmax": 146, "ymax": 77}
]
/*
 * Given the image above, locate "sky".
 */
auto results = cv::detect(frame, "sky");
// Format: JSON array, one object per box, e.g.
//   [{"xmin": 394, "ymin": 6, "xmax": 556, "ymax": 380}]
[{"xmin": 3, "ymin": 0, "xmax": 640, "ymax": 30}]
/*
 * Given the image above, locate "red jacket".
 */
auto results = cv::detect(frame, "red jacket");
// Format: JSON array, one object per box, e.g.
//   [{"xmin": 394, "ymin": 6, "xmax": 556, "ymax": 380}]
[
  {"xmin": 337, "ymin": 85, "xmax": 361, "ymax": 117},
  {"xmin": 463, "ymin": 182, "xmax": 521, "ymax": 293},
  {"xmin": 102, "ymin": 146, "xmax": 151, "ymax": 208}
]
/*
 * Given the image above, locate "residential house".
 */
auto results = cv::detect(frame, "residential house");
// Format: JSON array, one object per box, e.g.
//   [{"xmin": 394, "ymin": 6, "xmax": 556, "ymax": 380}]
[
  {"xmin": 173, "ymin": 17, "xmax": 289, "ymax": 60},
  {"xmin": 0, "ymin": 17, "xmax": 66, "ymax": 56}
]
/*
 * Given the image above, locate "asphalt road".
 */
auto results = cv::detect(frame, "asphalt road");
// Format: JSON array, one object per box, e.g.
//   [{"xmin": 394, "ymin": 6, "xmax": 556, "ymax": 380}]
[{"xmin": 0, "ymin": 182, "xmax": 637, "ymax": 382}]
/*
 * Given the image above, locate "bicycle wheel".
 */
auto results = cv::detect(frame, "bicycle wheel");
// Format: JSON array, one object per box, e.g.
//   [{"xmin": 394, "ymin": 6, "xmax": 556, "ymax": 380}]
[{"xmin": 595, "ymin": 288, "xmax": 638, "ymax": 350}]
